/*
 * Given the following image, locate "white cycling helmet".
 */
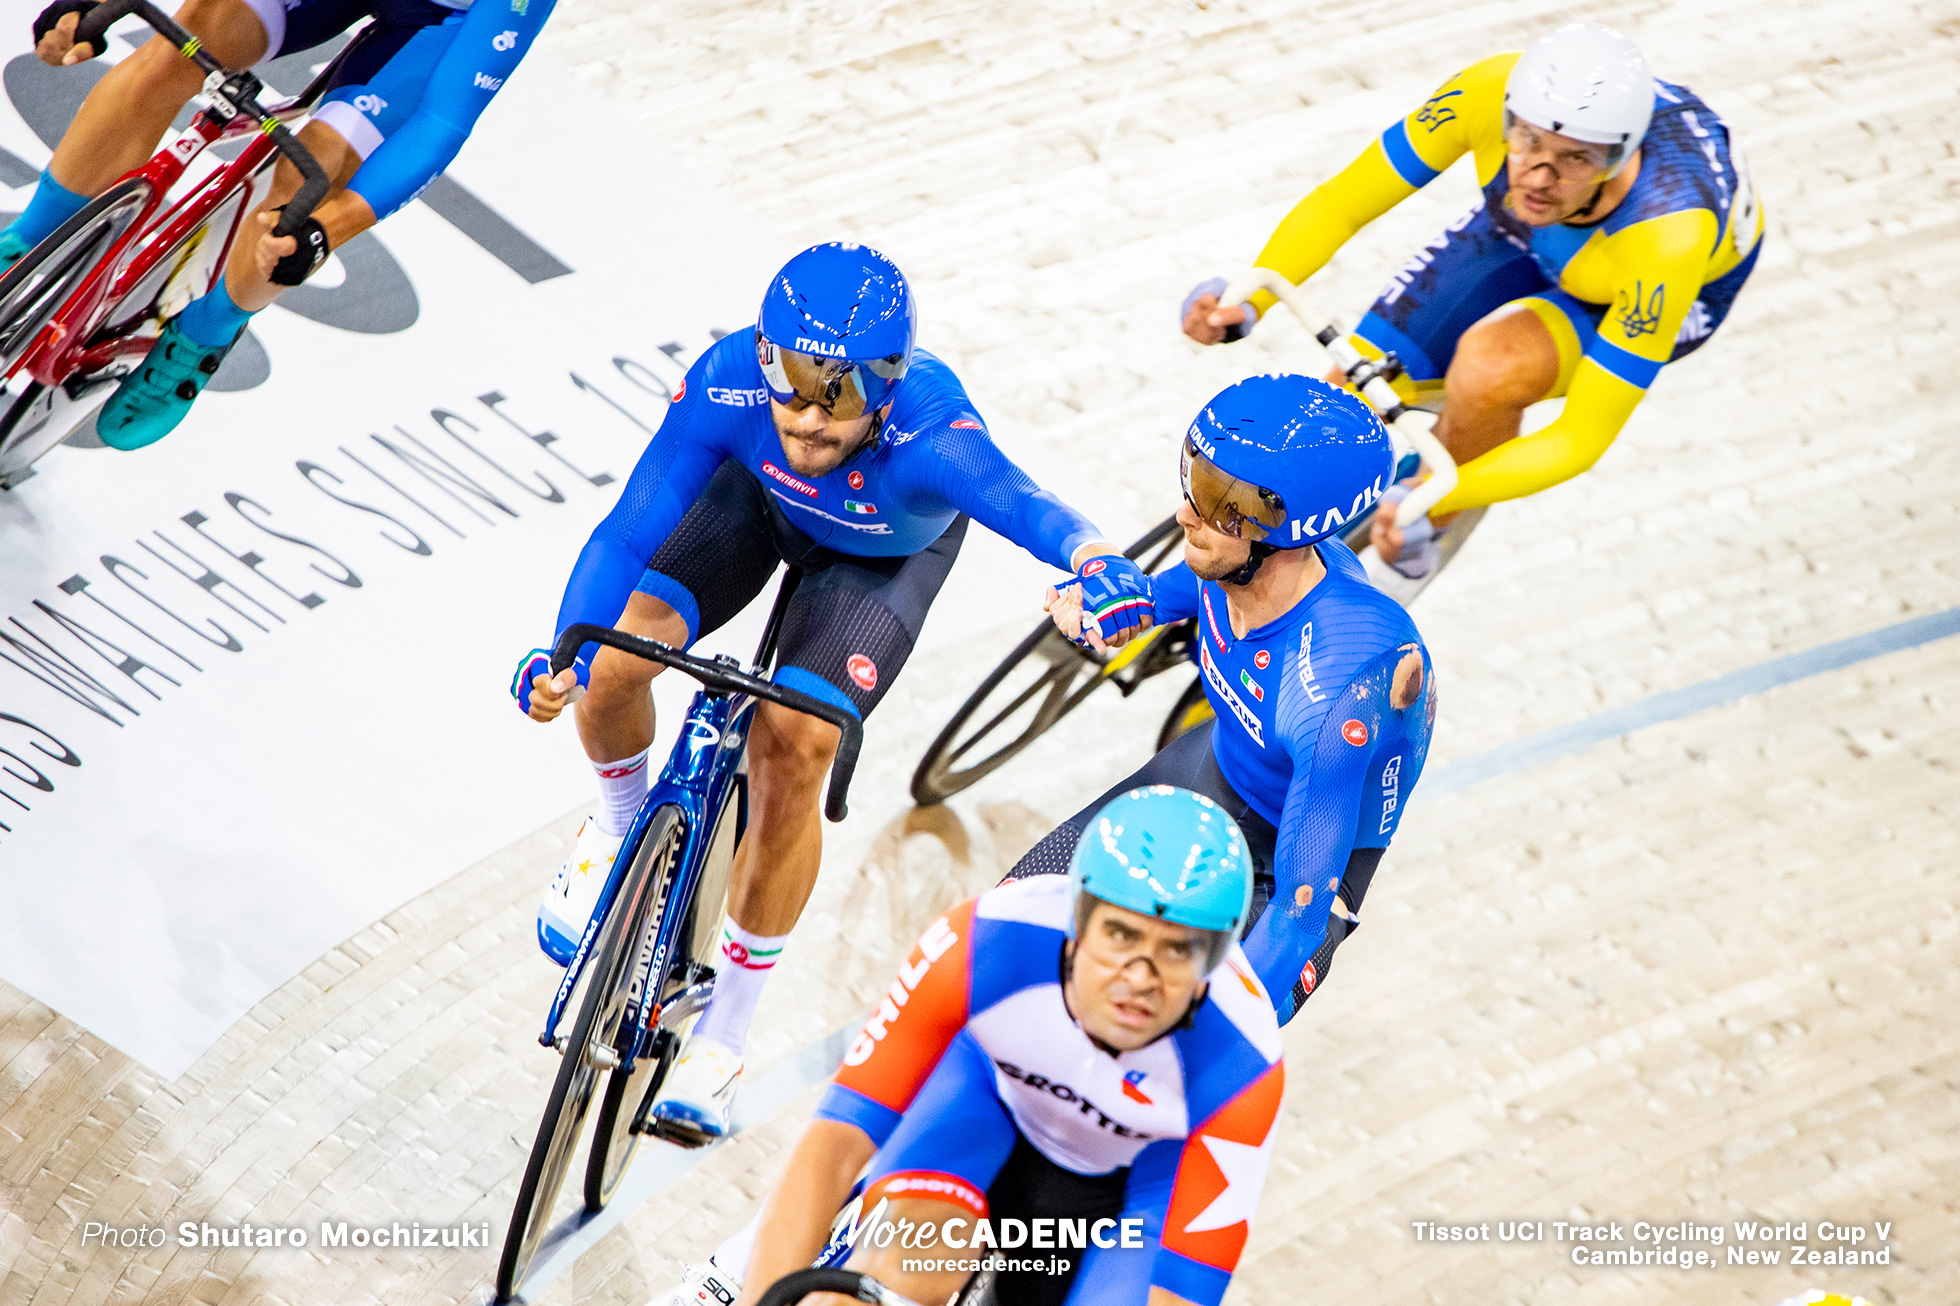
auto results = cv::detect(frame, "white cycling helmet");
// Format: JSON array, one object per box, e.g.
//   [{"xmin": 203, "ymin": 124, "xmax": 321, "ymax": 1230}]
[{"xmin": 1504, "ymin": 22, "xmax": 1654, "ymax": 178}]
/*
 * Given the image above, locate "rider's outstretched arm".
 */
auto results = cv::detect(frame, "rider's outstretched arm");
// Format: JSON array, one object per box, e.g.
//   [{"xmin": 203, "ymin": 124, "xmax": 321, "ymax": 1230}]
[
  {"xmin": 740, "ymin": 1119, "xmax": 877, "ymax": 1306},
  {"xmin": 553, "ymin": 356, "xmax": 731, "ymax": 648},
  {"xmin": 1428, "ymin": 208, "xmax": 1720, "ymax": 514},
  {"xmin": 909, "ymin": 414, "xmax": 1103, "ymax": 571},
  {"xmin": 1245, "ymin": 53, "xmax": 1517, "ymax": 320},
  {"xmin": 343, "ymin": 0, "xmax": 559, "ymax": 220}
]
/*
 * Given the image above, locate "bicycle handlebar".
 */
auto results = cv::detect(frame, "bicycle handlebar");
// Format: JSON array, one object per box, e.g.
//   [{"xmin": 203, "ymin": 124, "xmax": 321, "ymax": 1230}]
[
  {"xmin": 754, "ymin": 1268, "xmax": 924, "ymax": 1306},
  {"xmin": 1220, "ymin": 267, "xmax": 1460, "ymax": 528},
  {"xmin": 74, "ymin": 0, "xmax": 330, "ymax": 236},
  {"xmin": 550, "ymin": 624, "xmax": 863, "ymax": 823}
]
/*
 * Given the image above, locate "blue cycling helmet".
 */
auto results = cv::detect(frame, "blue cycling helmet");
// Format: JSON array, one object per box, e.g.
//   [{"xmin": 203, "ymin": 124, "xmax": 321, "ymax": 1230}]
[
  {"xmin": 1068, "ymin": 785, "xmax": 1253, "ymax": 975},
  {"xmin": 1180, "ymin": 373, "xmax": 1394, "ymax": 550},
  {"xmin": 756, "ymin": 242, "xmax": 916, "ymax": 420}
]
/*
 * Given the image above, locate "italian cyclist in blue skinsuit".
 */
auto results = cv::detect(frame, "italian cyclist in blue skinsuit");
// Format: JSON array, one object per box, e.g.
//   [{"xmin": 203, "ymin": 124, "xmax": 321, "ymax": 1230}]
[
  {"xmin": 1023, "ymin": 374, "xmax": 1436, "ymax": 1023},
  {"xmin": 11, "ymin": 0, "xmax": 555, "ymax": 448},
  {"xmin": 515, "ymin": 242, "xmax": 1158, "ymax": 1142}
]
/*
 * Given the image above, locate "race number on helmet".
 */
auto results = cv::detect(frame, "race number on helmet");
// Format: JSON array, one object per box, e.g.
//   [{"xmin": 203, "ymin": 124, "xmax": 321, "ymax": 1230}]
[
  {"xmin": 1181, "ymin": 373, "xmax": 1394, "ymax": 550},
  {"xmin": 1503, "ymin": 22, "xmax": 1654, "ymax": 178},
  {"xmin": 756, "ymin": 242, "xmax": 917, "ymax": 419}
]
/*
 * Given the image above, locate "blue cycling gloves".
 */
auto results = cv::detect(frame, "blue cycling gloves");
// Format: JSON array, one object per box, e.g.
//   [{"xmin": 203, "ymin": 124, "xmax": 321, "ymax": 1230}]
[
  {"xmin": 1057, "ymin": 554, "xmax": 1154, "ymax": 647},
  {"xmin": 511, "ymin": 646, "xmax": 589, "ymax": 714}
]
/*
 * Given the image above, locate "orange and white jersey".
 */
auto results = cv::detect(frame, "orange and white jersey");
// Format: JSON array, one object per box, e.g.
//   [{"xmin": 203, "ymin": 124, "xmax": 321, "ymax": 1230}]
[{"xmin": 817, "ymin": 876, "xmax": 1284, "ymax": 1304}]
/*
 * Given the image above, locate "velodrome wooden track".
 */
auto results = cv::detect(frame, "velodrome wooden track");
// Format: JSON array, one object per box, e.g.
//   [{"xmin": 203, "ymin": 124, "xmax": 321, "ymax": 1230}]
[{"xmin": 4, "ymin": 1, "xmax": 1957, "ymax": 1302}]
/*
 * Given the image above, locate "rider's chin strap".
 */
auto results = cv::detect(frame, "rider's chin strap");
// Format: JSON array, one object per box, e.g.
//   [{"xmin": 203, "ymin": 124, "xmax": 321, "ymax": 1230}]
[
  {"xmin": 1223, "ymin": 542, "xmax": 1278, "ymax": 587},
  {"xmin": 837, "ymin": 405, "xmax": 890, "ymax": 468},
  {"xmin": 1569, "ymin": 180, "xmax": 1608, "ymax": 223}
]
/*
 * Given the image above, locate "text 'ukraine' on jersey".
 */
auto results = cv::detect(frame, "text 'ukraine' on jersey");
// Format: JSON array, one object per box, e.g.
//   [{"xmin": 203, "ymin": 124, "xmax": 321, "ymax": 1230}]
[
  {"xmin": 1153, "ymin": 541, "xmax": 1437, "ymax": 1011},
  {"xmin": 553, "ymin": 332, "xmax": 1100, "ymax": 642},
  {"xmin": 816, "ymin": 877, "xmax": 1283, "ymax": 1306}
]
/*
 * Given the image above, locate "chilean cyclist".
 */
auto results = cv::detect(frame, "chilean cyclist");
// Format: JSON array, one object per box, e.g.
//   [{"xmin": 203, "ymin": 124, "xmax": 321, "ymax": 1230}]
[
  {"xmin": 8, "ymin": 0, "xmax": 556, "ymax": 448},
  {"xmin": 516, "ymin": 241, "xmax": 1156, "ymax": 1144},
  {"xmin": 1027, "ymin": 373, "xmax": 1435, "ymax": 1024},
  {"xmin": 1183, "ymin": 22, "xmax": 1763, "ymax": 578},
  {"xmin": 659, "ymin": 785, "xmax": 1281, "ymax": 1306}
]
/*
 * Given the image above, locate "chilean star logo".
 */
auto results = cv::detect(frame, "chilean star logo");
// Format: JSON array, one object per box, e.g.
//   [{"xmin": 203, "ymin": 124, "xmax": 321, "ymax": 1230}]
[{"xmin": 1121, "ymin": 1069, "xmax": 1153, "ymax": 1105}]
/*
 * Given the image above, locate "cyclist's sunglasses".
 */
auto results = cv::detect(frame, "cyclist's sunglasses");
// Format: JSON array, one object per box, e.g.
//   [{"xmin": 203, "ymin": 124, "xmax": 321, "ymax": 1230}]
[
  {"xmin": 1181, "ymin": 434, "xmax": 1287, "ymax": 543},
  {"xmin": 758, "ymin": 338, "xmax": 907, "ymax": 421},
  {"xmin": 1502, "ymin": 112, "xmax": 1620, "ymax": 182}
]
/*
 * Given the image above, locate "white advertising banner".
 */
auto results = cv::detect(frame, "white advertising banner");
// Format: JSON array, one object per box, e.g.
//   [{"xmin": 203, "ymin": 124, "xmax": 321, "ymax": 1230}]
[{"xmin": 0, "ymin": 5, "xmax": 797, "ymax": 1076}]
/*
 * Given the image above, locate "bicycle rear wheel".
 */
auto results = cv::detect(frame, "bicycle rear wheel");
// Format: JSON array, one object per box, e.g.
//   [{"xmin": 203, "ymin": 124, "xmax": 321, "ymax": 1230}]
[
  {"xmin": 496, "ymin": 804, "xmax": 685, "ymax": 1301},
  {"xmin": 1155, "ymin": 675, "xmax": 1212, "ymax": 752},
  {"xmin": 910, "ymin": 515, "xmax": 1187, "ymax": 805}
]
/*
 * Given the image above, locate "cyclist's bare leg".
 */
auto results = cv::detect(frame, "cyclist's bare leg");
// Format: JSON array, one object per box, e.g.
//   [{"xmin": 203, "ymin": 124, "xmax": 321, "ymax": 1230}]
[
  {"xmin": 570, "ymin": 592, "xmax": 688, "ymax": 764},
  {"xmin": 223, "ymin": 119, "xmax": 373, "ymax": 312},
  {"xmin": 43, "ymin": 0, "xmax": 270, "ymax": 198},
  {"xmin": 1370, "ymin": 305, "xmax": 1559, "ymax": 560},
  {"xmin": 725, "ymin": 700, "xmax": 840, "ymax": 936}
]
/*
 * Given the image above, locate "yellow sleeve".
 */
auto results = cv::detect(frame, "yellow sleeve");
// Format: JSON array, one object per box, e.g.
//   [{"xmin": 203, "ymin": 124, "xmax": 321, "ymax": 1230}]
[
  {"xmin": 1431, "ymin": 208, "xmax": 1719, "ymax": 513},
  {"xmin": 1247, "ymin": 54, "xmax": 1518, "ymax": 318}
]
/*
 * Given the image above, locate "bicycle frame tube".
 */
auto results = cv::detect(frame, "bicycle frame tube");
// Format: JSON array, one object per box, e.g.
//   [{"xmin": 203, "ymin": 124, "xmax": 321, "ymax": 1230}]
[
  {"xmin": 537, "ymin": 690, "xmax": 755, "ymax": 1059},
  {"xmin": 18, "ymin": 108, "xmax": 278, "ymax": 386}
]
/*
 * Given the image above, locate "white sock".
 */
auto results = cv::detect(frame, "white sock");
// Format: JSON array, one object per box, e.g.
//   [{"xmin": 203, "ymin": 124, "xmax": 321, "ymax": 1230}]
[
  {"xmin": 592, "ymin": 746, "xmax": 651, "ymax": 836},
  {"xmin": 691, "ymin": 921, "xmax": 788, "ymax": 1058},
  {"xmin": 711, "ymin": 1206, "xmax": 764, "ymax": 1280}
]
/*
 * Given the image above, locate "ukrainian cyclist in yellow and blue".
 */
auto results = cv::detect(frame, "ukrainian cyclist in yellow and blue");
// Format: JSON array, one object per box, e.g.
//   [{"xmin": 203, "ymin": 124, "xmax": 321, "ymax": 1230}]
[{"xmin": 1185, "ymin": 23, "xmax": 1763, "ymax": 576}]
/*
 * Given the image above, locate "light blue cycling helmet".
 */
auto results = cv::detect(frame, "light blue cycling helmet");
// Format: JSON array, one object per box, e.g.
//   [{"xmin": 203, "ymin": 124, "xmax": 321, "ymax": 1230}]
[
  {"xmin": 1181, "ymin": 373, "xmax": 1394, "ymax": 552},
  {"xmin": 1068, "ymin": 785, "xmax": 1253, "ymax": 974},
  {"xmin": 756, "ymin": 241, "xmax": 916, "ymax": 419}
]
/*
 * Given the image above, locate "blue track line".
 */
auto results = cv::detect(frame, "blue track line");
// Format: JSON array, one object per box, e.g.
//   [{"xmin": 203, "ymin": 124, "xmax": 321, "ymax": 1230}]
[{"xmin": 1415, "ymin": 606, "xmax": 1960, "ymax": 805}]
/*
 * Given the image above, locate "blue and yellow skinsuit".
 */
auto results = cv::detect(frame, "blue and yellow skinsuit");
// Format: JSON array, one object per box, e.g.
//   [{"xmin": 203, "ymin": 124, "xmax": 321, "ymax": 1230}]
[{"xmin": 1246, "ymin": 53, "xmax": 1764, "ymax": 515}]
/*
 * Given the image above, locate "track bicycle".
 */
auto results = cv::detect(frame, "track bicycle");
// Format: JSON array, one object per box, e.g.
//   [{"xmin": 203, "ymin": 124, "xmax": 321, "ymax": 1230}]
[
  {"xmin": 495, "ymin": 570, "xmax": 865, "ymax": 1302},
  {"xmin": 910, "ymin": 267, "xmax": 1472, "ymax": 806},
  {"xmin": 0, "ymin": 0, "xmax": 336, "ymax": 488},
  {"xmin": 757, "ymin": 1269, "xmax": 929, "ymax": 1306}
]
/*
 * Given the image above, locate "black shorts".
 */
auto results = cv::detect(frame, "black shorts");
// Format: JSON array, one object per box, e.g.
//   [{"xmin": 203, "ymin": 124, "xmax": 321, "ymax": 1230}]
[
  {"xmin": 1005, "ymin": 725, "xmax": 1388, "ymax": 1012},
  {"xmin": 634, "ymin": 460, "xmax": 966, "ymax": 718},
  {"xmin": 1003, "ymin": 726, "xmax": 1279, "ymax": 925}
]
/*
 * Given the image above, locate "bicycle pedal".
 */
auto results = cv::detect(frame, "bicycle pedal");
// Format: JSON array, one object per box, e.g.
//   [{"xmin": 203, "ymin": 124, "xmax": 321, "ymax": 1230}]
[{"xmin": 645, "ymin": 1119, "xmax": 714, "ymax": 1149}]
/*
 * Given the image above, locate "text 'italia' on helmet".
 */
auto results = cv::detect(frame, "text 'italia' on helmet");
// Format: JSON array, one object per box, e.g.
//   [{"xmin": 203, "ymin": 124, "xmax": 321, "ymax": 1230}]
[
  {"xmin": 756, "ymin": 241, "xmax": 917, "ymax": 420},
  {"xmin": 1181, "ymin": 372, "xmax": 1394, "ymax": 551}
]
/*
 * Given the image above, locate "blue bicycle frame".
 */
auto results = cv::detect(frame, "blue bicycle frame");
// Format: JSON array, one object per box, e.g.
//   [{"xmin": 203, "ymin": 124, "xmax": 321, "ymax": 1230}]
[{"xmin": 540, "ymin": 576, "xmax": 863, "ymax": 1084}]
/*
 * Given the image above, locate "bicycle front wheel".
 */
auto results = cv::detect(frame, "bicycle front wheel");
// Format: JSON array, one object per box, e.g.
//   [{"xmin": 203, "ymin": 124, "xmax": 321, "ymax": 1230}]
[
  {"xmin": 583, "ymin": 772, "xmax": 741, "ymax": 1209},
  {"xmin": 496, "ymin": 805, "xmax": 684, "ymax": 1301},
  {"xmin": 0, "ymin": 177, "xmax": 151, "ymax": 375}
]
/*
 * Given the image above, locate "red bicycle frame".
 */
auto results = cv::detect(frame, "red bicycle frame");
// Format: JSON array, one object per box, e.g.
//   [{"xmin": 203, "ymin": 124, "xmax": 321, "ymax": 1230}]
[{"xmin": 17, "ymin": 101, "xmax": 301, "ymax": 388}]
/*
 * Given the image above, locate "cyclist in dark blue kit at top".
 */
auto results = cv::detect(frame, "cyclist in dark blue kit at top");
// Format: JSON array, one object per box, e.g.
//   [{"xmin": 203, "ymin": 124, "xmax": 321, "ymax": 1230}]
[
  {"xmin": 516, "ymin": 242, "xmax": 1156, "ymax": 1141},
  {"xmin": 1024, "ymin": 373, "xmax": 1436, "ymax": 1023}
]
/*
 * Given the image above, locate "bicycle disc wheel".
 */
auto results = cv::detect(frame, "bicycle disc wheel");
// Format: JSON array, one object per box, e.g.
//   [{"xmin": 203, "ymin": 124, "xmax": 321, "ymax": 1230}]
[
  {"xmin": 910, "ymin": 515, "xmax": 1187, "ymax": 805},
  {"xmin": 496, "ymin": 805, "xmax": 683, "ymax": 1301},
  {"xmin": 1155, "ymin": 675, "xmax": 1213, "ymax": 752},
  {"xmin": 583, "ymin": 776, "xmax": 738, "ymax": 1209},
  {"xmin": 0, "ymin": 178, "xmax": 152, "ymax": 376}
]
